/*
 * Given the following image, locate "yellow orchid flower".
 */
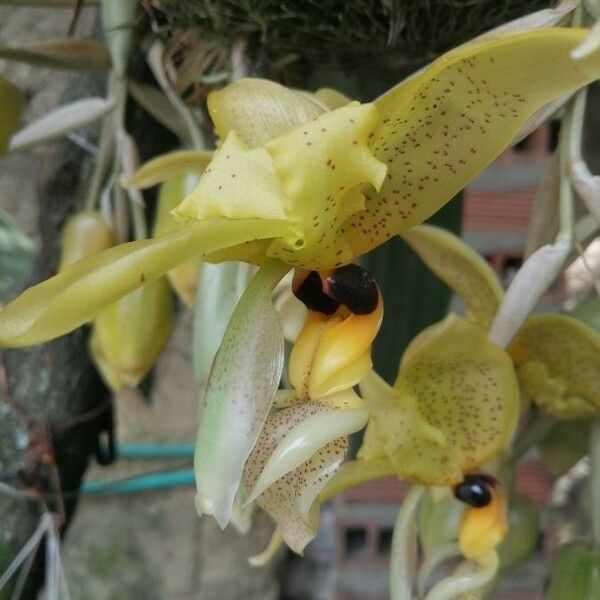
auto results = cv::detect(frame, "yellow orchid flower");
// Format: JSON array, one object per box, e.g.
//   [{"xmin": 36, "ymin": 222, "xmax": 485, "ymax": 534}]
[
  {"xmin": 0, "ymin": 28, "xmax": 599, "ymax": 345},
  {"xmin": 237, "ymin": 264, "xmax": 382, "ymax": 553},
  {"xmin": 508, "ymin": 313, "xmax": 600, "ymax": 418},
  {"xmin": 358, "ymin": 315, "xmax": 520, "ymax": 486}
]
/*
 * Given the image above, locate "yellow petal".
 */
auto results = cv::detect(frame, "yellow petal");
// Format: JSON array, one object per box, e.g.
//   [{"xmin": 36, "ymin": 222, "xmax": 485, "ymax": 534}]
[
  {"xmin": 289, "ymin": 294, "xmax": 383, "ymax": 400},
  {"xmin": 359, "ymin": 315, "xmax": 520, "ymax": 485},
  {"xmin": 124, "ymin": 149, "xmax": 212, "ymax": 190},
  {"xmin": 58, "ymin": 210, "xmax": 116, "ymax": 272},
  {"xmin": 207, "ymin": 78, "xmax": 326, "ymax": 147},
  {"xmin": 242, "ymin": 402, "xmax": 348, "ymax": 554},
  {"xmin": 91, "ymin": 277, "xmax": 174, "ymax": 390},
  {"xmin": 402, "ymin": 225, "xmax": 503, "ymax": 331},
  {"xmin": 174, "ymin": 131, "xmax": 289, "ymax": 225},
  {"xmin": 345, "ymin": 28, "xmax": 600, "ymax": 257},
  {"xmin": 0, "ymin": 218, "xmax": 290, "ymax": 347},
  {"xmin": 266, "ymin": 102, "xmax": 387, "ymax": 269},
  {"xmin": 508, "ymin": 314, "xmax": 600, "ymax": 418},
  {"xmin": 459, "ymin": 488, "xmax": 508, "ymax": 560}
]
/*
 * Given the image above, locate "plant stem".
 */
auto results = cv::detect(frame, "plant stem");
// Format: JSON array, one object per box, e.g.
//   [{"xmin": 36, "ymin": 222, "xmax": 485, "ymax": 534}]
[
  {"xmin": 390, "ymin": 485, "xmax": 425, "ymax": 600},
  {"xmin": 589, "ymin": 419, "xmax": 600, "ymax": 546}
]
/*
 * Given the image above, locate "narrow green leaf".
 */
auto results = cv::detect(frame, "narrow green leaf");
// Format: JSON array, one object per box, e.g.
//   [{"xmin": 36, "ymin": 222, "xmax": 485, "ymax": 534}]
[
  {"xmin": 0, "ymin": 39, "xmax": 110, "ymax": 71},
  {"xmin": 9, "ymin": 97, "xmax": 114, "ymax": 152},
  {"xmin": 194, "ymin": 259, "xmax": 289, "ymax": 528},
  {"xmin": 0, "ymin": 1, "xmax": 98, "ymax": 5},
  {"xmin": 128, "ymin": 81, "xmax": 190, "ymax": 142}
]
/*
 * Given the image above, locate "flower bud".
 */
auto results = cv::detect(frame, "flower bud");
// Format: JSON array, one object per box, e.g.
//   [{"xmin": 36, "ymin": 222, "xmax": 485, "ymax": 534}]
[
  {"xmin": 154, "ymin": 174, "xmax": 202, "ymax": 307},
  {"xmin": 58, "ymin": 210, "xmax": 115, "ymax": 272},
  {"xmin": 289, "ymin": 265, "xmax": 383, "ymax": 400},
  {"xmin": 90, "ymin": 277, "xmax": 174, "ymax": 390},
  {"xmin": 455, "ymin": 475, "xmax": 508, "ymax": 561}
]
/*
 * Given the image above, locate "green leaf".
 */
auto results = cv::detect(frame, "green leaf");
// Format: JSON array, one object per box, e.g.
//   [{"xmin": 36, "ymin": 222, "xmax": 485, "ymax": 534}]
[
  {"xmin": 9, "ymin": 97, "xmax": 114, "ymax": 152},
  {"xmin": 0, "ymin": 39, "xmax": 110, "ymax": 71},
  {"xmin": 0, "ymin": 76, "xmax": 24, "ymax": 155},
  {"xmin": 194, "ymin": 259, "xmax": 289, "ymax": 528},
  {"xmin": 128, "ymin": 81, "xmax": 190, "ymax": 142}
]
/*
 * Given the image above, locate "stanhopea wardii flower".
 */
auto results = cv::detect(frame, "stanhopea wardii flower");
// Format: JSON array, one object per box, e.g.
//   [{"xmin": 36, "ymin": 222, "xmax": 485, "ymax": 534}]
[
  {"xmin": 0, "ymin": 28, "xmax": 599, "ymax": 345},
  {"xmin": 2, "ymin": 23, "xmax": 600, "ymax": 591}
]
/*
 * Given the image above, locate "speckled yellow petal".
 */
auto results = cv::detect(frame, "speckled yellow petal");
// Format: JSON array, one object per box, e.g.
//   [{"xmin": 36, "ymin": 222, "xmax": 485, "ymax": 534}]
[
  {"xmin": 508, "ymin": 314, "xmax": 600, "ymax": 418},
  {"xmin": 125, "ymin": 149, "xmax": 212, "ymax": 190},
  {"xmin": 91, "ymin": 277, "xmax": 174, "ymax": 390},
  {"xmin": 174, "ymin": 131, "xmax": 290, "ymax": 225},
  {"xmin": 0, "ymin": 218, "xmax": 290, "ymax": 347},
  {"xmin": 154, "ymin": 174, "xmax": 202, "ymax": 307},
  {"xmin": 246, "ymin": 403, "xmax": 368, "ymax": 504},
  {"xmin": 314, "ymin": 87, "xmax": 352, "ymax": 109},
  {"xmin": 345, "ymin": 28, "xmax": 600, "ymax": 257},
  {"xmin": 266, "ymin": 102, "xmax": 387, "ymax": 269},
  {"xmin": 358, "ymin": 371, "xmax": 453, "ymax": 481},
  {"xmin": 207, "ymin": 78, "xmax": 326, "ymax": 147},
  {"xmin": 402, "ymin": 225, "xmax": 503, "ymax": 331},
  {"xmin": 242, "ymin": 402, "xmax": 348, "ymax": 554},
  {"xmin": 359, "ymin": 315, "xmax": 520, "ymax": 485}
]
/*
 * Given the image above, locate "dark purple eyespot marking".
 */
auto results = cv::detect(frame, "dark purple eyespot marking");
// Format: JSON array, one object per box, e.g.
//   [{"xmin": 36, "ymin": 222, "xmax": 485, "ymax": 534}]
[
  {"xmin": 453, "ymin": 474, "xmax": 497, "ymax": 508},
  {"xmin": 294, "ymin": 271, "xmax": 339, "ymax": 315},
  {"xmin": 325, "ymin": 264, "xmax": 379, "ymax": 315},
  {"xmin": 294, "ymin": 265, "xmax": 380, "ymax": 315}
]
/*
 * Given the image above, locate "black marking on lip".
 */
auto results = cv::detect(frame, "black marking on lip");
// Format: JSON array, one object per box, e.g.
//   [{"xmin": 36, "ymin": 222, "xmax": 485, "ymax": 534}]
[
  {"xmin": 453, "ymin": 473, "xmax": 497, "ymax": 508},
  {"xmin": 294, "ymin": 271, "xmax": 340, "ymax": 315},
  {"xmin": 325, "ymin": 264, "xmax": 379, "ymax": 315}
]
